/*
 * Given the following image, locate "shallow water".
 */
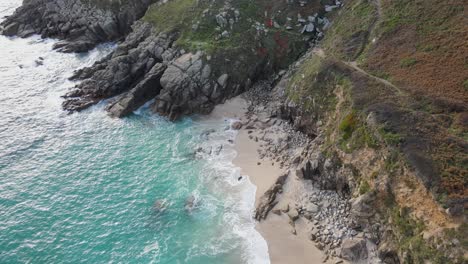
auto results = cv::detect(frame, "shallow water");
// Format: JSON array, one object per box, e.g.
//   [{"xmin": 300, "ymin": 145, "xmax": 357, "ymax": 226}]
[{"xmin": 0, "ymin": 1, "xmax": 268, "ymax": 263}]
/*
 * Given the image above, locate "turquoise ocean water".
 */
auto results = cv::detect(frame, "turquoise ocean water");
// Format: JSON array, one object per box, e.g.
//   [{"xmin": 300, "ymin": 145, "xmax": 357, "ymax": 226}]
[{"xmin": 0, "ymin": 1, "xmax": 268, "ymax": 263}]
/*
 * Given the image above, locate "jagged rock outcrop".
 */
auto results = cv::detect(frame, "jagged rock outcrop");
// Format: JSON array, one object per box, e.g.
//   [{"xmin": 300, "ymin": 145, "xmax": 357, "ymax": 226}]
[
  {"xmin": 296, "ymin": 152, "xmax": 353, "ymax": 196},
  {"xmin": 63, "ymin": 21, "xmax": 178, "ymax": 114},
  {"xmin": 4, "ymin": 0, "xmax": 340, "ymax": 118},
  {"xmin": 107, "ymin": 63, "xmax": 167, "ymax": 117},
  {"xmin": 151, "ymin": 52, "xmax": 223, "ymax": 120},
  {"xmin": 255, "ymin": 174, "xmax": 288, "ymax": 221},
  {"xmin": 0, "ymin": 0, "xmax": 155, "ymax": 52}
]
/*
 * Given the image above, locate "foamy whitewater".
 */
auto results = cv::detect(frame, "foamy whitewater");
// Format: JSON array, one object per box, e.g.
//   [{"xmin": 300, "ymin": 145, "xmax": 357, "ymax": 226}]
[{"xmin": 0, "ymin": 1, "xmax": 269, "ymax": 263}]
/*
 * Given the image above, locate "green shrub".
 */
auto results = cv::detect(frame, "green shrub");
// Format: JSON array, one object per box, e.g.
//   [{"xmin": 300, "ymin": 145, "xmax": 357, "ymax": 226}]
[
  {"xmin": 339, "ymin": 112, "xmax": 358, "ymax": 140},
  {"xmin": 400, "ymin": 57, "xmax": 418, "ymax": 68},
  {"xmin": 359, "ymin": 180, "xmax": 371, "ymax": 194}
]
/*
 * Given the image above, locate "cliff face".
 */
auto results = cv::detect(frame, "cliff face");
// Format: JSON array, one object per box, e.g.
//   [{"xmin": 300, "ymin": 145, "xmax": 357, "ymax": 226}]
[
  {"xmin": 61, "ymin": 0, "xmax": 336, "ymax": 119},
  {"xmin": 0, "ymin": 0, "xmax": 155, "ymax": 52},
  {"xmin": 276, "ymin": 0, "xmax": 467, "ymax": 262}
]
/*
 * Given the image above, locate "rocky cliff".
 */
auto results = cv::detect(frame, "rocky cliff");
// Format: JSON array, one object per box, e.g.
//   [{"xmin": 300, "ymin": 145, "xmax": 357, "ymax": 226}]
[
  {"xmin": 61, "ymin": 0, "xmax": 338, "ymax": 119},
  {"xmin": 0, "ymin": 0, "xmax": 155, "ymax": 52}
]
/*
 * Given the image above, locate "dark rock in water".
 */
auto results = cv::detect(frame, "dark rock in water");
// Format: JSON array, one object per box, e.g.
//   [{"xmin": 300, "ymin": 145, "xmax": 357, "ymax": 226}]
[
  {"xmin": 231, "ymin": 121, "xmax": 243, "ymax": 130},
  {"xmin": 0, "ymin": 0, "xmax": 156, "ymax": 53},
  {"xmin": 54, "ymin": 40, "xmax": 96, "ymax": 53},
  {"xmin": 214, "ymin": 145, "xmax": 223, "ymax": 155},
  {"xmin": 153, "ymin": 199, "xmax": 167, "ymax": 212},
  {"xmin": 200, "ymin": 129, "xmax": 216, "ymax": 140},
  {"xmin": 185, "ymin": 194, "xmax": 199, "ymax": 213}
]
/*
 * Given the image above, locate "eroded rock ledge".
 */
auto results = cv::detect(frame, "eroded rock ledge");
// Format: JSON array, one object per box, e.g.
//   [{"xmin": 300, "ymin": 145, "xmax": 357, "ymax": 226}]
[
  {"xmin": 0, "ymin": 0, "xmax": 155, "ymax": 52},
  {"xmin": 59, "ymin": 0, "xmax": 339, "ymax": 119}
]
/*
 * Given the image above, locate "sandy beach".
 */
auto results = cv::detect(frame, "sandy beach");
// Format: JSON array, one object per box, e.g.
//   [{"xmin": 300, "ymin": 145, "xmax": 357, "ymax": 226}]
[
  {"xmin": 234, "ymin": 128, "xmax": 324, "ymax": 264},
  {"xmin": 208, "ymin": 97, "xmax": 324, "ymax": 264}
]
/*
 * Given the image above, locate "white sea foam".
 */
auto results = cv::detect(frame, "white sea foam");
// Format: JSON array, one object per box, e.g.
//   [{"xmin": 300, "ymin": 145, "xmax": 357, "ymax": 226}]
[{"xmin": 194, "ymin": 118, "xmax": 271, "ymax": 264}]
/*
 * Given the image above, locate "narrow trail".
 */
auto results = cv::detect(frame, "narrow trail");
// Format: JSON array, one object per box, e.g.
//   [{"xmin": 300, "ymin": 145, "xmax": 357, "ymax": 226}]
[
  {"xmin": 309, "ymin": 0, "xmax": 403, "ymax": 95},
  {"xmin": 346, "ymin": 61, "xmax": 404, "ymax": 95},
  {"xmin": 312, "ymin": 47, "xmax": 404, "ymax": 95}
]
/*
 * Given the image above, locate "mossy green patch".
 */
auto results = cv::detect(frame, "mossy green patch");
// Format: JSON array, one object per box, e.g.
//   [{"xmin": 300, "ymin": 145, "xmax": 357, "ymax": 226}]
[
  {"xmin": 379, "ymin": 128, "xmax": 402, "ymax": 146},
  {"xmin": 286, "ymin": 56, "xmax": 340, "ymax": 119},
  {"xmin": 143, "ymin": 0, "xmax": 308, "ymax": 82},
  {"xmin": 388, "ymin": 206, "xmax": 452, "ymax": 264},
  {"xmin": 321, "ymin": 0, "xmax": 377, "ymax": 60},
  {"xmin": 144, "ymin": 0, "xmax": 305, "ymax": 60},
  {"xmin": 399, "ymin": 57, "xmax": 418, "ymax": 68},
  {"xmin": 339, "ymin": 111, "xmax": 358, "ymax": 140},
  {"xmin": 379, "ymin": 0, "xmax": 464, "ymax": 36},
  {"xmin": 144, "ymin": 0, "xmax": 196, "ymax": 32},
  {"xmin": 359, "ymin": 180, "xmax": 371, "ymax": 194}
]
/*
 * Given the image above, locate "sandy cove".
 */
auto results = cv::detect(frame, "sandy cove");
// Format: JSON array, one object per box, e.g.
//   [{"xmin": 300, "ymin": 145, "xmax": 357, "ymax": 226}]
[
  {"xmin": 207, "ymin": 96, "xmax": 326, "ymax": 264},
  {"xmin": 234, "ymin": 127, "xmax": 325, "ymax": 264}
]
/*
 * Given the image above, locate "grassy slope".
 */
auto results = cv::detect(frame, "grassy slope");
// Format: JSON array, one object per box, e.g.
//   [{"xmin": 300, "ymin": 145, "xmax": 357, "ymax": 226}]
[
  {"xmin": 322, "ymin": 0, "xmax": 467, "ymax": 202},
  {"xmin": 286, "ymin": 0, "xmax": 467, "ymax": 262},
  {"xmin": 287, "ymin": 54, "xmax": 467, "ymax": 263},
  {"xmin": 365, "ymin": 0, "xmax": 468, "ymax": 103}
]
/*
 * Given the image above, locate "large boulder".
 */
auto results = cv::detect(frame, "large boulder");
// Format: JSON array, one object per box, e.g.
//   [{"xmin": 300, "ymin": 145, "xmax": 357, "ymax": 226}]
[
  {"xmin": 151, "ymin": 52, "xmax": 219, "ymax": 120},
  {"xmin": 340, "ymin": 238, "xmax": 368, "ymax": 263},
  {"xmin": 350, "ymin": 192, "xmax": 376, "ymax": 227},
  {"xmin": 255, "ymin": 174, "xmax": 288, "ymax": 220}
]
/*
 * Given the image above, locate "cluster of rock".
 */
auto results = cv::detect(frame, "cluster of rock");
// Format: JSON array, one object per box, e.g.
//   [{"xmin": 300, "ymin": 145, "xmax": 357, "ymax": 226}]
[
  {"xmin": 301, "ymin": 190, "xmax": 383, "ymax": 262},
  {"xmin": 62, "ymin": 17, "xmax": 247, "ymax": 120},
  {"xmin": 238, "ymin": 76, "xmax": 392, "ymax": 263},
  {"xmin": 214, "ymin": 7, "xmax": 241, "ymax": 38},
  {"xmin": 0, "ymin": 0, "xmax": 155, "ymax": 52}
]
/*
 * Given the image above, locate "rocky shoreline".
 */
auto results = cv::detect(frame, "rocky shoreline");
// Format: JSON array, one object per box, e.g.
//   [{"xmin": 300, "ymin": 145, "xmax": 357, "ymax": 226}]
[
  {"xmin": 230, "ymin": 81, "xmax": 386, "ymax": 263},
  {"xmin": 0, "ymin": 0, "xmax": 155, "ymax": 52},
  {"xmin": 2, "ymin": 0, "xmax": 344, "ymax": 120}
]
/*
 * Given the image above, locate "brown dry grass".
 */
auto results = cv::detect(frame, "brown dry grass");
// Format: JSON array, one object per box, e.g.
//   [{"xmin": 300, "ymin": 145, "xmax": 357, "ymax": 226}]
[{"xmin": 364, "ymin": 0, "xmax": 468, "ymax": 103}]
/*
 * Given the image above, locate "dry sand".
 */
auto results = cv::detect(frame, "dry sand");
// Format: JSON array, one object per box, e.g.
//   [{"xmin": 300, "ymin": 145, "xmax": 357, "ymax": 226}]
[
  {"xmin": 207, "ymin": 96, "xmax": 324, "ymax": 264},
  {"xmin": 234, "ymin": 128, "xmax": 324, "ymax": 264}
]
